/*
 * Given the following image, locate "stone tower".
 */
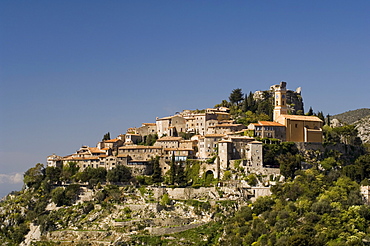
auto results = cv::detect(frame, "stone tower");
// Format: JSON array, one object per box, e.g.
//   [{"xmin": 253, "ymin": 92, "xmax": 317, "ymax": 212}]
[{"xmin": 272, "ymin": 82, "xmax": 288, "ymax": 121}]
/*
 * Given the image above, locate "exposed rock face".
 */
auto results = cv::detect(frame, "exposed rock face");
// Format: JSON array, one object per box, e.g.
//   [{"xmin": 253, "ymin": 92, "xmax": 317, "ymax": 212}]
[
  {"xmin": 285, "ymin": 89, "xmax": 304, "ymax": 114},
  {"xmin": 355, "ymin": 115, "xmax": 370, "ymax": 144}
]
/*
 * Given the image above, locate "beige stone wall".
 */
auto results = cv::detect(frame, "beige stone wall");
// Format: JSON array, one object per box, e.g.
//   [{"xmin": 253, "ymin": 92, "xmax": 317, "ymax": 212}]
[
  {"xmin": 154, "ymin": 139, "xmax": 180, "ymax": 149},
  {"xmin": 306, "ymin": 129, "xmax": 323, "ymax": 142},
  {"xmin": 171, "ymin": 115, "xmax": 186, "ymax": 134},
  {"xmin": 218, "ymin": 141, "xmax": 230, "ymax": 172},
  {"xmin": 198, "ymin": 136, "xmax": 221, "ymax": 159},
  {"xmin": 118, "ymin": 146, "xmax": 162, "ymax": 161},
  {"xmin": 136, "ymin": 124, "xmax": 157, "ymax": 136},
  {"xmin": 284, "ymin": 119, "xmax": 323, "ymax": 143},
  {"xmin": 156, "ymin": 118, "xmax": 170, "ymax": 137}
]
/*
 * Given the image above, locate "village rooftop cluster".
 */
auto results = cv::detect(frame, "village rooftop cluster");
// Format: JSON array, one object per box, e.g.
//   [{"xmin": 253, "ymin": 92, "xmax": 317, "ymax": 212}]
[{"xmin": 47, "ymin": 82, "xmax": 324, "ymax": 179}]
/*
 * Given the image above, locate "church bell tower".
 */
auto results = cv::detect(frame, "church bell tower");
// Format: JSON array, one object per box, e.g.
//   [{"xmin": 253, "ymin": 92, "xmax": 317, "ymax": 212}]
[{"xmin": 273, "ymin": 82, "xmax": 288, "ymax": 121}]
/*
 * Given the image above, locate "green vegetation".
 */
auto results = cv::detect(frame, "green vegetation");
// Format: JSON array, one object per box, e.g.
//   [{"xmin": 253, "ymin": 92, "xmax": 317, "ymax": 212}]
[
  {"xmin": 2, "ymin": 103, "xmax": 370, "ymax": 245},
  {"xmin": 167, "ymin": 155, "xmax": 186, "ymax": 186},
  {"xmin": 138, "ymin": 133, "xmax": 158, "ymax": 146},
  {"xmin": 333, "ymin": 108, "xmax": 370, "ymax": 125},
  {"xmin": 215, "ymin": 88, "xmax": 274, "ymax": 124},
  {"xmin": 263, "ymin": 142, "xmax": 298, "ymax": 167},
  {"xmin": 102, "ymin": 132, "xmax": 110, "ymax": 141},
  {"xmin": 106, "ymin": 164, "xmax": 132, "ymax": 183},
  {"xmin": 130, "ymin": 161, "xmax": 370, "ymax": 245},
  {"xmin": 220, "ymin": 170, "xmax": 369, "ymax": 246},
  {"xmin": 324, "ymin": 124, "xmax": 362, "ymax": 146}
]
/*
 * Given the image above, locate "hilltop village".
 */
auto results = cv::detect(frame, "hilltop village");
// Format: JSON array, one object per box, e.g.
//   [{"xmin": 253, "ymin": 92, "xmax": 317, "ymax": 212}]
[
  {"xmin": 47, "ymin": 82, "xmax": 323, "ymax": 180},
  {"xmin": 5, "ymin": 82, "xmax": 370, "ymax": 246}
]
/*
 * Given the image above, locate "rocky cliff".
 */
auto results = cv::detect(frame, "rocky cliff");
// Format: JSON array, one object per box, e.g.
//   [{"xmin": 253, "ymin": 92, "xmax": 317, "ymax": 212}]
[{"xmin": 355, "ymin": 115, "xmax": 370, "ymax": 144}]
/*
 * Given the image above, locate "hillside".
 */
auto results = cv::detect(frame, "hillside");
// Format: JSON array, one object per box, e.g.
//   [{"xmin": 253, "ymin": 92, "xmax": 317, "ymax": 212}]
[
  {"xmin": 1, "ymin": 82, "xmax": 369, "ymax": 245},
  {"xmin": 331, "ymin": 108, "xmax": 370, "ymax": 144},
  {"xmin": 332, "ymin": 108, "xmax": 370, "ymax": 125}
]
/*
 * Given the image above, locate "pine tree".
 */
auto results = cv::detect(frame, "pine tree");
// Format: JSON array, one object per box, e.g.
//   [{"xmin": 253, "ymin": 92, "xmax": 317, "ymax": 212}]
[
  {"xmin": 318, "ymin": 111, "xmax": 325, "ymax": 122},
  {"xmin": 326, "ymin": 114, "xmax": 331, "ymax": 126},
  {"xmin": 306, "ymin": 107, "xmax": 314, "ymax": 116},
  {"xmin": 242, "ymin": 95, "xmax": 248, "ymax": 112},
  {"xmin": 247, "ymin": 91, "xmax": 255, "ymax": 111},
  {"xmin": 229, "ymin": 88, "xmax": 244, "ymax": 106},
  {"xmin": 175, "ymin": 161, "xmax": 186, "ymax": 186}
]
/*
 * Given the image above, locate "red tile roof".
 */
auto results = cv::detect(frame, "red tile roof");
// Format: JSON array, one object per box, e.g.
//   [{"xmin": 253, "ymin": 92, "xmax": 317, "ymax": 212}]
[
  {"xmin": 104, "ymin": 138, "xmax": 121, "ymax": 143},
  {"xmin": 258, "ymin": 121, "xmax": 285, "ymax": 127}
]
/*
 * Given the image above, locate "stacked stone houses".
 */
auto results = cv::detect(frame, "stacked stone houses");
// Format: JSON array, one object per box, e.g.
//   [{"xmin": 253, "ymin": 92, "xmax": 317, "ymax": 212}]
[
  {"xmin": 47, "ymin": 82, "xmax": 323, "ymax": 179},
  {"xmin": 47, "ymin": 106, "xmax": 267, "ymax": 179}
]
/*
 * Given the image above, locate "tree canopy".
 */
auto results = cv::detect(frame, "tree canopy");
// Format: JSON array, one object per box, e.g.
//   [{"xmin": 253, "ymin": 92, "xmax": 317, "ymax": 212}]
[{"xmin": 229, "ymin": 88, "xmax": 244, "ymax": 106}]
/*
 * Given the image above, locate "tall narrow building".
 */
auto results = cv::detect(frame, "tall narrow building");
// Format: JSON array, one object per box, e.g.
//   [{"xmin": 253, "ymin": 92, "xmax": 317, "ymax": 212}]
[{"xmin": 272, "ymin": 82, "xmax": 288, "ymax": 121}]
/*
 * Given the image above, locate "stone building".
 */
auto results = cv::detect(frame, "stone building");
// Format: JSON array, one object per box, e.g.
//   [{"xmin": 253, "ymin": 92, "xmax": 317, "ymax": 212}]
[
  {"xmin": 218, "ymin": 136, "xmax": 264, "ymax": 178},
  {"xmin": 248, "ymin": 121, "xmax": 286, "ymax": 140},
  {"xmin": 197, "ymin": 134, "xmax": 224, "ymax": 160},
  {"xmin": 47, "ymin": 154, "xmax": 63, "ymax": 167},
  {"xmin": 124, "ymin": 133, "xmax": 142, "ymax": 145},
  {"xmin": 135, "ymin": 123, "xmax": 157, "ymax": 136},
  {"xmin": 272, "ymin": 82, "xmax": 323, "ymax": 143},
  {"xmin": 207, "ymin": 122, "xmax": 246, "ymax": 135},
  {"xmin": 118, "ymin": 145, "xmax": 163, "ymax": 161},
  {"xmin": 154, "ymin": 136, "xmax": 183, "ymax": 148},
  {"xmin": 275, "ymin": 114, "xmax": 323, "ymax": 142}
]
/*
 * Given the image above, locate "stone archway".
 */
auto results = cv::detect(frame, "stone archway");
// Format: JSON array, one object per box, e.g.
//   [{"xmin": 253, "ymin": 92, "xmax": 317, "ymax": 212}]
[{"xmin": 204, "ymin": 170, "xmax": 215, "ymax": 185}]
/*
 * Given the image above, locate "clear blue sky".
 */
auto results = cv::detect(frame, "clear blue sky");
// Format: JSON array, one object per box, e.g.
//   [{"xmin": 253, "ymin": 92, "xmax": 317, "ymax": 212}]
[{"xmin": 1, "ymin": 1, "xmax": 369, "ymax": 197}]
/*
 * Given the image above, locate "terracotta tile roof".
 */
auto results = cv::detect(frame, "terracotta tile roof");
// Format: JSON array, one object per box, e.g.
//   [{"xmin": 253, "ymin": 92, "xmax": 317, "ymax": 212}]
[
  {"xmin": 157, "ymin": 136, "xmax": 183, "ymax": 141},
  {"xmin": 119, "ymin": 145, "xmax": 162, "ymax": 150},
  {"xmin": 117, "ymin": 154, "xmax": 129, "ymax": 157},
  {"xmin": 229, "ymin": 136, "xmax": 255, "ymax": 140},
  {"xmin": 164, "ymin": 148, "xmax": 193, "ymax": 151},
  {"xmin": 104, "ymin": 138, "xmax": 121, "ymax": 143},
  {"xmin": 89, "ymin": 147, "xmax": 105, "ymax": 153},
  {"xmin": 63, "ymin": 156, "xmax": 100, "ymax": 160},
  {"xmin": 278, "ymin": 115, "xmax": 323, "ymax": 122},
  {"xmin": 156, "ymin": 116, "xmax": 173, "ymax": 120},
  {"xmin": 142, "ymin": 123, "xmax": 156, "ymax": 126},
  {"xmin": 216, "ymin": 123, "xmax": 242, "ymax": 127},
  {"xmin": 258, "ymin": 121, "xmax": 285, "ymax": 127}
]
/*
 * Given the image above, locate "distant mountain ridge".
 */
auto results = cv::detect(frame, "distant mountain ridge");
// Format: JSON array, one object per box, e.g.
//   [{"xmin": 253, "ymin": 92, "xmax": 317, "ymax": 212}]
[
  {"xmin": 332, "ymin": 108, "xmax": 370, "ymax": 144},
  {"xmin": 332, "ymin": 108, "xmax": 370, "ymax": 125}
]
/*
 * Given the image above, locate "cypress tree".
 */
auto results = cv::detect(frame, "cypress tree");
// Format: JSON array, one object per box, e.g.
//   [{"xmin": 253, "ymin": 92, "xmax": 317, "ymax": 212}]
[
  {"xmin": 152, "ymin": 156, "xmax": 162, "ymax": 183},
  {"xmin": 169, "ymin": 153, "xmax": 176, "ymax": 185}
]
